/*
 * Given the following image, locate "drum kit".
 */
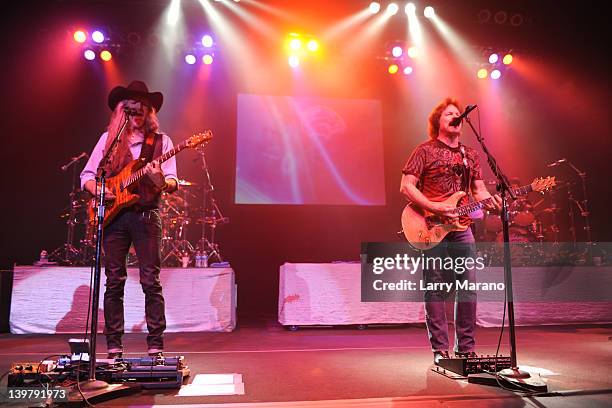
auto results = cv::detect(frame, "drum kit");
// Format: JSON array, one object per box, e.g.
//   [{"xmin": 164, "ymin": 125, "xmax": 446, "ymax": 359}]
[
  {"xmin": 480, "ymin": 180, "xmax": 562, "ymax": 244},
  {"xmin": 50, "ymin": 178, "xmax": 229, "ymax": 267}
]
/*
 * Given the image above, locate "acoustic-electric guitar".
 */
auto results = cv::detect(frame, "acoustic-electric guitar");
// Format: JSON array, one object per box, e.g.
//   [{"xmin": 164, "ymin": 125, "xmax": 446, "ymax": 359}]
[{"xmin": 401, "ymin": 176, "xmax": 556, "ymax": 250}]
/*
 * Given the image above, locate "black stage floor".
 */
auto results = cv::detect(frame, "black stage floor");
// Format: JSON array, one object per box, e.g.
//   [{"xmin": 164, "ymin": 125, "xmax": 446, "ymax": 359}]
[{"xmin": 1, "ymin": 319, "xmax": 611, "ymax": 407}]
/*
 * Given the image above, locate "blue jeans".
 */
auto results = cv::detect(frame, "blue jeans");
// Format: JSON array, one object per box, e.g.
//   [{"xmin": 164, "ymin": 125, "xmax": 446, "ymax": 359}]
[
  {"xmin": 423, "ymin": 229, "xmax": 477, "ymax": 353},
  {"xmin": 102, "ymin": 209, "xmax": 165, "ymax": 353}
]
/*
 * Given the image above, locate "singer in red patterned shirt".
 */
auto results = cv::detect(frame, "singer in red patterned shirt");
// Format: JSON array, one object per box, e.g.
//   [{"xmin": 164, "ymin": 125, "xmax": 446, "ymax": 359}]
[{"xmin": 399, "ymin": 97, "xmax": 501, "ymax": 364}]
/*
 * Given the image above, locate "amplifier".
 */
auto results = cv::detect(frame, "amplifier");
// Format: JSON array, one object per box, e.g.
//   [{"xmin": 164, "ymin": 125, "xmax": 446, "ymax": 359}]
[{"xmin": 436, "ymin": 355, "xmax": 512, "ymax": 377}]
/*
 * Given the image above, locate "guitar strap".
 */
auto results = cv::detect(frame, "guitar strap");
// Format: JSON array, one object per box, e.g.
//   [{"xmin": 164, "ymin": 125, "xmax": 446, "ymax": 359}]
[
  {"xmin": 458, "ymin": 143, "xmax": 471, "ymax": 195},
  {"xmin": 138, "ymin": 132, "xmax": 158, "ymax": 163}
]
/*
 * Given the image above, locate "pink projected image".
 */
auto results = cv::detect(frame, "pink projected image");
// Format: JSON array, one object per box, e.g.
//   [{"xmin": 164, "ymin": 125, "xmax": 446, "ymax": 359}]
[{"xmin": 235, "ymin": 94, "xmax": 385, "ymax": 205}]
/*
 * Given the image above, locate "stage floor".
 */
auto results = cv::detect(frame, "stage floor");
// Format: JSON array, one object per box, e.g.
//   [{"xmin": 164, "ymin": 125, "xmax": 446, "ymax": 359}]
[{"xmin": 1, "ymin": 319, "xmax": 611, "ymax": 407}]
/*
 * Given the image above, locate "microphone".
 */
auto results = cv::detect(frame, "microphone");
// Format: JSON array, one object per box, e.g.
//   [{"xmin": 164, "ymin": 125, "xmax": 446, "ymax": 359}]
[
  {"xmin": 449, "ymin": 104, "xmax": 477, "ymax": 127},
  {"xmin": 123, "ymin": 107, "xmax": 141, "ymax": 117},
  {"xmin": 60, "ymin": 152, "xmax": 89, "ymax": 171},
  {"xmin": 547, "ymin": 158, "xmax": 567, "ymax": 168}
]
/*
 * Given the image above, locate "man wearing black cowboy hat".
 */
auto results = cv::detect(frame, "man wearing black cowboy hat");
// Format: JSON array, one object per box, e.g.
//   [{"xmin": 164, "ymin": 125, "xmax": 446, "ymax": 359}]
[{"xmin": 80, "ymin": 80, "xmax": 178, "ymax": 359}]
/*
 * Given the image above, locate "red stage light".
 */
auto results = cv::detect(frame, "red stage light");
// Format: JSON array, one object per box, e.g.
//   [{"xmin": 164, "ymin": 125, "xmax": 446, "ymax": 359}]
[{"xmin": 73, "ymin": 30, "xmax": 87, "ymax": 43}]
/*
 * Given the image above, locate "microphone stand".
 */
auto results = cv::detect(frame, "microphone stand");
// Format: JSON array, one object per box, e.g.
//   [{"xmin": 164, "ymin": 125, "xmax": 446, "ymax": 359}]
[
  {"xmin": 77, "ymin": 113, "xmax": 134, "ymax": 398},
  {"xmin": 463, "ymin": 114, "xmax": 547, "ymax": 392}
]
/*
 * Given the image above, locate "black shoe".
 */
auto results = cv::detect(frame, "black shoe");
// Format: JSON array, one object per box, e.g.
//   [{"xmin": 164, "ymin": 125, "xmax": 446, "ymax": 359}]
[
  {"xmin": 433, "ymin": 350, "xmax": 450, "ymax": 365},
  {"xmin": 107, "ymin": 351, "xmax": 123, "ymax": 359},
  {"xmin": 455, "ymin": 351, "xmax": 478, "ymax": 358}
]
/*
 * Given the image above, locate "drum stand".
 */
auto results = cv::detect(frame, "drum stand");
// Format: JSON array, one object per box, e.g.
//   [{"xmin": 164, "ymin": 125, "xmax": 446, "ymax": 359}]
[
  {"xmin": 49, "ymin": 154, "xmax": 89, "ymax": 265},
  {"xmin": 162, "ymin": 191, "xmax": 195, "ymax": 266},
  {"xmin": 558, "ymin": 160, "xmax": 594, "ymax": 263},
  {"xmin": 196, "ymin": 147, "xmax": 229, "ymax": 263}
]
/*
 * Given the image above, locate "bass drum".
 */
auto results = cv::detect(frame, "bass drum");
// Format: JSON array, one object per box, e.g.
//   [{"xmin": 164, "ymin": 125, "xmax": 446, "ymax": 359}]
[
  {"xmin": 495, "ymin": 226, "xmax": 533, "ymax": 243},
  {"xmin": 495, "ymin": 227, "xmax": 536, "ymax": 265}
]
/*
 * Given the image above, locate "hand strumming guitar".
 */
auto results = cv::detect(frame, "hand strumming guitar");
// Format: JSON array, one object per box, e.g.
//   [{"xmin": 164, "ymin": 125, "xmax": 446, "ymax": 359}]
[
  {"xmin": 428, "ymin": 201, "xmax": 459, "ymax": 219},
  {"xmin": 83, "ymin": 179, "xmax": 116, "ymax": 200},
  {"xmin": 143, "ymin": 161, "xmax": 166, "ymax": 190}
]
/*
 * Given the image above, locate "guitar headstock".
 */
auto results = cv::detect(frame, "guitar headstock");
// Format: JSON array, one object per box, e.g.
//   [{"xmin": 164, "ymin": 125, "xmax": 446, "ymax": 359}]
[
  {"xmin": 186, "ymin": 130, "xmax": 213, "ymax": 149},
  {"xmin": 530, "ymin": 176, "xmax": 556, "ymax": 193}
]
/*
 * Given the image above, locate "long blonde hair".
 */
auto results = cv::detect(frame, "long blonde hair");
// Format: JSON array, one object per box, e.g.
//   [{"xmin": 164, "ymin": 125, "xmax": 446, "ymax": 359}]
[{"xmin": 104, "ymin": 100, "xmax": 160, "ymax": 174}]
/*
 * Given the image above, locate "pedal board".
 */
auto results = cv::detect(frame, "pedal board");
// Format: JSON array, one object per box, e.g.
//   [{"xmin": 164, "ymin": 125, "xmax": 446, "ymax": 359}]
[
  {"xmin": 97, "ymin": 356, "xmax": 190, "ymax": 389},
  {"xmin": 7, "ymin": 356, "xmax": 190, "ymax": 390},
  {"xmin": 435, "ymin": 355, "xmax": 511, "ymax": 377}
]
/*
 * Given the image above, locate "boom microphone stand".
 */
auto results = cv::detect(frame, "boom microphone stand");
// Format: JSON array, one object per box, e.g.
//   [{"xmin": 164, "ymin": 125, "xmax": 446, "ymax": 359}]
[{"xmin": 463, "ymin": 112, "xmax": 547, "ymax": 392}]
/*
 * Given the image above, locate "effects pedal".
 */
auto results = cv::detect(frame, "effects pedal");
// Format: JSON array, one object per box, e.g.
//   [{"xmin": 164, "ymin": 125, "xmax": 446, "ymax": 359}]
[{"xmin": 435, "ymin": 355, "xmax": 512, "ymax": 377}]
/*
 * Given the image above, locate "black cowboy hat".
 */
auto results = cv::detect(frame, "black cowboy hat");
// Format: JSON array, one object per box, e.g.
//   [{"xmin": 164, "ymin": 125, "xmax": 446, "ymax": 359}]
[{"xmin": 108, "ymin": 80, "xmax": 163, "ymax": 112}]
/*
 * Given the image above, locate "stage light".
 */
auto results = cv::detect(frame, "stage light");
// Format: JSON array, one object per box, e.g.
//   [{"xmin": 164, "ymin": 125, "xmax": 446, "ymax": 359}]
[
  {"xmin": 73, "ymin": 30, "xmax": 87, "ymax": 43},
  {"xmin": 306, "ymin": 39, "xmax": 319, "ymax": 52},
  {"xmin": 91, "ymin": 30, "xmax": 105, "ymax": 44},
  {"xmin": 503, "ymin": 53, "xmax": 513, "ymax": 65},
  {"xmin": 477, "ymin": 68, "xmax": 488, "ymax": 79},
  {"xmin": 201, "ymin": 34, "xmax": 214, "ymax": 48},
  {"xmin": 403, "ymin": 66, "xmax": 413, "ymax": 75},
  {"xmin": 407, "ymin": 46, "xmax": 418, "ymax": 58},
  {"xmin": 388, "ymin": 64, "xmax": 399, "ymax": 74},
  {"xmin": 202, "ymin": 54, "xmax": 213, "ymax": 65},
  {"xmin": 185, "ymin": 54, "xmax": 196, "ymax": 64},
  {"xmin": 405, "ymin": 3, "xmax": 416, "ymax": 15},
  {"xmin": 288, "ymin": 55, "xmax": 299, "ymax": 68},
  {"xmin": 424, "ymin": 6, "xmax": 435, "ymax": 19},
  {"xmin": 387, "ymin": 3, "xmax": 399, "ymax": 15},
  {"xmin": 369, "ymin": 2, "xmax": 381, "ymax": 14},
  {"xmin": 392, "ymin": 46, "xmax": 403, "ymax": 57},
  {"xmin": 488, "ymin": 53, "xmax": 499, "ymax": 64},
  {"xmin": 289, "ymin": 38, "xmax": 302, "ymax": 50},
  {"xmin": 100, "ymin": 50, "xmax": 112, "ymax": 61},
  {"xmin": 491, "ymin": 69, "xmax": 501, "ymax": 79},
  {"xmin": 83, "ymin": 49, "xmax": 95, "ymax": 60}
]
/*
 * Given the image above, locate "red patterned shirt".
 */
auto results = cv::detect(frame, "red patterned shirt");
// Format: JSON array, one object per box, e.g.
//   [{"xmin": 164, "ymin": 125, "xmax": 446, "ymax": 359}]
[{"xmin": 402, "ymin": 139, "xmax": 483, "ymax": 222}]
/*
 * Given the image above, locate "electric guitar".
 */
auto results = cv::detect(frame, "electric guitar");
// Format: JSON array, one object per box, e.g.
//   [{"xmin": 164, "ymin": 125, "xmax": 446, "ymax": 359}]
[
  {"xmin": 401, "ymin": 176, "xmax": 556, "ymax": 250},
  {"xmin": 91, "ymin": 131, "xmax": 213, "ymax": 228}
]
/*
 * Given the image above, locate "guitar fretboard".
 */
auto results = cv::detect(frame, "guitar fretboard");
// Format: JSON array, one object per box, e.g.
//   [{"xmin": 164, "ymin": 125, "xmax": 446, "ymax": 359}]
[
  {"xmin": 124, "ymin": 141, "xmax": 188, "ymax": 188},
  {"xmin": 454, "ymin": 184, "xmax": 533, "ymax": 216}
]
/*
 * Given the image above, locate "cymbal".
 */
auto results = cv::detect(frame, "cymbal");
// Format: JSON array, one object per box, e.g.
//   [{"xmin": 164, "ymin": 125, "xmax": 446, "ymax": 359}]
[{"xmin": 178, "ymin": 179, "xmax": 198, "ymax": 186}]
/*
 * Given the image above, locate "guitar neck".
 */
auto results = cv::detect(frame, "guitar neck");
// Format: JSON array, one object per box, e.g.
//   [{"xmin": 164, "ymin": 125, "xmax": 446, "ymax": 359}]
[
  {"xmin": 125, "ymin": 141, "xmax": 188, "ymax": 188},
  {"xmin": 454, "ymin": 184, "xmax": 533, "ymax": 216}
]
